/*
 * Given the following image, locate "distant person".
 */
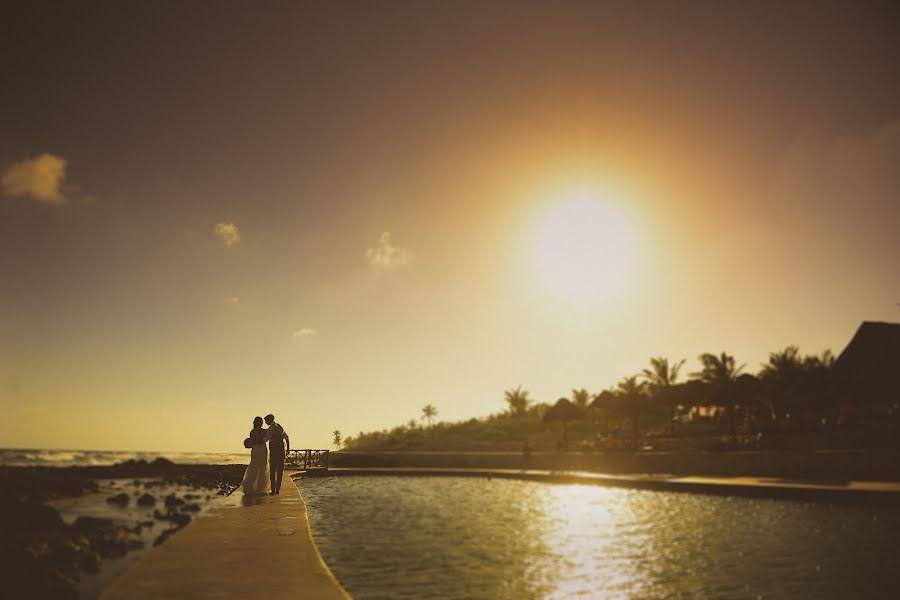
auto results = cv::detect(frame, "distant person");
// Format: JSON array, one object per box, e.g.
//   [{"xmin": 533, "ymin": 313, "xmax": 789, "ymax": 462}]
[
  {"xmin": 265, "ymin": 414, "xmax": 290, "ymax": 495},
  {"xmin": 240, "ymin": 417, "xmax": 270, "ymax": 495}
]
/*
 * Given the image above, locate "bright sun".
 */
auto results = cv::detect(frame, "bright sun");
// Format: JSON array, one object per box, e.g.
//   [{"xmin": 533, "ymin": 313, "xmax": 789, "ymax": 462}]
[{"xmin": 531, "ymin": 196, "xmax": 636, "ymax": 301}]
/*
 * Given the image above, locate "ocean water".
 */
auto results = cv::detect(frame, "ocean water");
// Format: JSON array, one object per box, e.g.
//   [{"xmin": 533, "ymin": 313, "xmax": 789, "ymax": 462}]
[
  {"xmin": 300, "ymin": 476, "xmax": 900, "ymax": 600},
  {"xmin": 0, "ymin": 447, "xmax": 249, "ymax": 467}
]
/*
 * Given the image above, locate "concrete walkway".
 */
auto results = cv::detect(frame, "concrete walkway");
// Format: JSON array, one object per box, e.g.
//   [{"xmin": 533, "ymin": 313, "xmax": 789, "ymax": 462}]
[
  {"xmin": 101, "ymin": 475, "xmax": 349, "ymax": 600},
  {"xmin": 321, "ymin": 467, "xmax": 900, "ymax": 504}
]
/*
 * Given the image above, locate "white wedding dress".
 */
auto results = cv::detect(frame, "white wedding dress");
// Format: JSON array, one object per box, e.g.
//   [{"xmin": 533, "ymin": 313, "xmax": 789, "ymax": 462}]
[{"xmin": 241, "ymin": 439, "xmax": 270, "ymax": 495}]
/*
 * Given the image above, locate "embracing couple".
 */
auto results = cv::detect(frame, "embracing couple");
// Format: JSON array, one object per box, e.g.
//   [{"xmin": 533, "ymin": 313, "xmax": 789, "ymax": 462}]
[{"xmin": 241, "ymin": 414, "xmax": 290, "ymax": 496}]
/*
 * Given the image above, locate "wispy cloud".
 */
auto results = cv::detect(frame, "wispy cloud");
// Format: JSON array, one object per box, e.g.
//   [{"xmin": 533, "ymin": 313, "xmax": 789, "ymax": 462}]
[
  {"xmin": 224, "ymin": 296, "xmax": 239, "ymax": 304},
  {"xmin": 292, "ymin": 328, "xmax": 318, "ymax": 338},
  {"xmin": 2, "ymin": 153, "xmax": 68, "ymax": 206},
  {"xmin": 366, "ymin": 232, "xmax": 412, "ymax": 269},
  {"xmin": 214, "ymin": 222, "xmax": 241, "ymax": 247}
]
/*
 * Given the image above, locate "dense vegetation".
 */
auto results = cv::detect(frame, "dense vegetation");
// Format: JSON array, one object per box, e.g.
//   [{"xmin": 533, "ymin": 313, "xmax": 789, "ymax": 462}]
[{"xmin": 342, "ymin": 346, "xmax": 898, "ymax": 452}]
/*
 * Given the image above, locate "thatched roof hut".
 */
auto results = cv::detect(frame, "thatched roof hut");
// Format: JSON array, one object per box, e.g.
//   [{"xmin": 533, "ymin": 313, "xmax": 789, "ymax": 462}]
[
  {"xmin": 543, "ymin": 397, "xmax": 584, "ymax": 451},
  {"xmin": 543, "ymin": 397, "xmax": 584, "ymax": 423},
  {"xmin": 834, "ymin": 321, "xmax": 900, "ymax": 416}
]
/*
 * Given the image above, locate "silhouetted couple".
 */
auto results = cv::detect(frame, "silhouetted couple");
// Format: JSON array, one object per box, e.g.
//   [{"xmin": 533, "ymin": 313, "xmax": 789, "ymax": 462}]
[{"xmin": 241, "ymin": 414, "xmax": 291, "ymax": 496}]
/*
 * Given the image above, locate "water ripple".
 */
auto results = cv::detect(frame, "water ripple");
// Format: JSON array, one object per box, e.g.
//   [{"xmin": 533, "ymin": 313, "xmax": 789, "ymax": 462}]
[{"xmin": 300, "ymin": 476, "xmax": 900, "ymax": 599}]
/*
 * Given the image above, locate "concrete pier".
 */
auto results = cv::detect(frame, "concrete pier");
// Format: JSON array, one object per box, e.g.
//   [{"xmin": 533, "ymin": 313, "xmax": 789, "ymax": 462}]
[{"xmin": 101, "ymin": 475, "xmax": 348, "ymax": 600}]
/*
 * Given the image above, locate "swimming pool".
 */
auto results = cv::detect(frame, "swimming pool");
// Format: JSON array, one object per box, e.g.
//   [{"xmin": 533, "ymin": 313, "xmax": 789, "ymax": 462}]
[{"xmin": 299, "ymin": 475, "xmax": 900, "ymax": 599}]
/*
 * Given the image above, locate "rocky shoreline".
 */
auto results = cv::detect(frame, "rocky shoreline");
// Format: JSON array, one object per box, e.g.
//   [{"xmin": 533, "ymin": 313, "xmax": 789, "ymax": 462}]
[{"xmin": 0, "ymin": 458, "xmax": 246, "ymax": 599}]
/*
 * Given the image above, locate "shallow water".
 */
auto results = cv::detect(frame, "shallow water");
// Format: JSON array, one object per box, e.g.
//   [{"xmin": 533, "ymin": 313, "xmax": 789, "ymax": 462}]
[
  {"xmin": 49, "ymin": 479, "xmax": 231, "ymax": 599},
  {"xmin": 299, "ymin": 476, "xmax": 900, "ymax": 599}
]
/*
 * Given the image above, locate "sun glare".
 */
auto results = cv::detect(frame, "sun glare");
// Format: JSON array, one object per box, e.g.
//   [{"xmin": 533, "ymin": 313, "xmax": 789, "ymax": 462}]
[{"xmin": 531, "ymin": 195, "xmax": 636, "ymax": 301}]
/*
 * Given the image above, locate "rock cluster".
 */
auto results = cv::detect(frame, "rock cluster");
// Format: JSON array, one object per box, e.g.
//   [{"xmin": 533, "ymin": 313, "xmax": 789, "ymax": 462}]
[
  {"xmin": 0, "ymin": 461, "xmax": 246, "ymax": 598},
  {"xmin": 0, "ymin": 499, "xmax": 144, "ymax": 599}
]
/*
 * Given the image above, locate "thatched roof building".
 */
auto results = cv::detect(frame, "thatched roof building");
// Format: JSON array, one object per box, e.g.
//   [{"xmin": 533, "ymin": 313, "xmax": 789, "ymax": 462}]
[{"xmin": 834, "ymin": 321, "xmax": 900, "ymax": 416}]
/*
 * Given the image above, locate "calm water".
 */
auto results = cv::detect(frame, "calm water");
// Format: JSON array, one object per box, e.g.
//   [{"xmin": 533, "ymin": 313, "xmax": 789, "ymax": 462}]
[{"xmin": 299, "ymin": 476, "xmax": 900, "ymax": 599}]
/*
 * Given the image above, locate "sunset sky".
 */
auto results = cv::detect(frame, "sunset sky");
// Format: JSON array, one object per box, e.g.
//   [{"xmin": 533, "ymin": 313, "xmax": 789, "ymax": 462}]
[{"xmin": 2, "ymin": 2, "xmax": 899, "ymax": 452}]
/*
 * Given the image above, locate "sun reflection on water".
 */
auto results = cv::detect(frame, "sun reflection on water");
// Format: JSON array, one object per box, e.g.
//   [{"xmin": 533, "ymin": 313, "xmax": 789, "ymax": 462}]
[
  {"xmin": 300, "ymin": 476, "xmax": 900, "ymax": 600},
  {"xmin": 536, "ymin": 484, "xmax": 650, "ymax": 598}
]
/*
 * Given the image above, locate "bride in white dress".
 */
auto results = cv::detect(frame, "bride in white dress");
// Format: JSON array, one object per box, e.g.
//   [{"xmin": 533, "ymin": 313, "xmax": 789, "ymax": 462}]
[{"xmin": 241, "ymin": 416, "xmax": 270, "ymax": 495}]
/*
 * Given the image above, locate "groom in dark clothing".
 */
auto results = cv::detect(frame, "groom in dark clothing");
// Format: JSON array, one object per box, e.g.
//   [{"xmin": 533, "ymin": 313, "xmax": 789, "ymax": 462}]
[{"xmin": 264, "ymin": 414, "xmax": 290, "ymax": 495}]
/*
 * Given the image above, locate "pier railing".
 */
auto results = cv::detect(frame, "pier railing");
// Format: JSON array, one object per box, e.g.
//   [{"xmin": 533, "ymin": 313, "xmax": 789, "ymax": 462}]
[{"xmin": 287, "ymin": 449, "xmax": 330, "ymax": 471}]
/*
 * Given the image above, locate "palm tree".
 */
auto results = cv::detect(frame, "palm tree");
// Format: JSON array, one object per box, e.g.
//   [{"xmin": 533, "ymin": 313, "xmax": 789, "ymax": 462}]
[
  {"xmin": 803, "ymin": 349, "xmax": 835, "ymax": 370},
  {"xmin": 616, "ymin": 375, "xmax": 648, "ymax": 445},
  {"xmin": 421, "ymin": 404, "xmax": 438, "ymax": 427},
  {"xmin": 641, "ymin": 357, "xmax": 686, "ymax": 430},
  {"xmin": 798, "ymin": 349, "xmax": 837, "ymax": 433},
  {"xmin": 693, "ymin": 352, "xmax": 745, "ymax": 384},
  {"xmin": 332, "ymin": 430, "xmax": 342, "ymax": 451},
  {"xmin": 504, "ymin": 386, "xmax": 532, "ymax": 416},
  {"xmin": 760, "ymin": 346, "xmax": 804, "ymax": 421},
  {"xmin": 691, "ymin": 352, "xmax": 746, "ymax": 445},
  {"xmin": 571, "ymin": 388, "xmax": 591, "ymax": 409},
  {"xmin": 761, "ymin": 346, "xmax": 802, "ymax": 378}
]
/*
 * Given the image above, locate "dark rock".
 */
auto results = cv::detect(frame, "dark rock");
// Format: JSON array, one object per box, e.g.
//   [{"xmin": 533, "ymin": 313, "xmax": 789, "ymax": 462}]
[
  {"xmin": 12, "ymin": 500, "xmax": 65, "ymax": 532},
  {"xmin": 153, "ymin": 527, "xmax": 179, "ymax": 547},
  {"xmin": 153, "ymin": 509, "xmax": 192, "ymax": 528},
  {"xmin": 181, "ymin": 503, "xmax": 202, "ymax": 512},
  {"xmin": 164, "ymin": 493, "xmax": 185, "ymax": 508},
  {"xmin": 106, "ymin": 492, "xmax": 130, "ymax": 506},
  {"xmin": 71, "ymin": 516, "xmax": 143, "ymax": 559},
  {"xmin": 151, "ymin": 457, "xmax": 175, "ymax": 467},
  {"xmin": 0, "ymin": 463, "xmax": 247, "ymax": 600},
  {"xmin": 71, "ymin": 515, "xmax": 113, "ymax": 532},
  {"xmin": 137, "ymin": 493, "xmax": 156, "ymax": 506},
  {"xmin": 184, "ymin": 493, "xmax": 198, "ymax": 500}
]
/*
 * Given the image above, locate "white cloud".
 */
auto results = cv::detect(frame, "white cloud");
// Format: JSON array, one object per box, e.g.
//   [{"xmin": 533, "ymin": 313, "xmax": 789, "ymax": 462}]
[
  {"xmin": 1, "ymin": 153, "xmax": 68, "ymax": 206},
  {"xmin": 292, "ymin": 328, "xmax": 318, "ymax": 338},
  {"xmin": 214, "ymin": 222, "xmax": 241, "ymax": 247},
  {"xmin": 366, "ymin": 232, "xmax": 412, "ymax": 269}
]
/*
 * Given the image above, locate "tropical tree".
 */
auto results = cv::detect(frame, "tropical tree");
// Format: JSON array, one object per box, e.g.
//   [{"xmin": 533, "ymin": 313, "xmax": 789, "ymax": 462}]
[
  {"xmin": 421, "ymin": 404, "xmax": 438, "ymax": 427},
  {"xmin": 589, "ymin": 389, "xmax": 618, "ymax": 433},
  {"xmin": 797, "ymin": 349, "xmax": 837, "ymax": 429},
  {"xmin": 543, "ymin": 397, "xmax": 584, "ymax": 451},
  {"xmin": 504, "ymin": 386, "xmax": 532, "ymax": 416},
  {"xmin": 616, "ymin": 375, "xmax": 648, "ymax": 444},
  {"xmin": 760, "ymin": 347, "xmax": 836, "ymax": 426},
  {"xmin": 803, "ymin": 349, "xmax": 835, "ymax": 370},
  {"xmin": 760, "ymin": 346, "xmax": 804, "ymax": 421},
  {"xmin": 332, "ymin": 429, "xmax": 342, "ymax": 450},
  {"xmin": 691, "ymin": 352, "xmax": 746, "ymax": 445},
  {"xmin": 571, "ymin": 388, "xmax": 591, "ymax": 409},
  {"xmin": 641, "ymin": 357, "xmax": 686, "ymax": 429}
]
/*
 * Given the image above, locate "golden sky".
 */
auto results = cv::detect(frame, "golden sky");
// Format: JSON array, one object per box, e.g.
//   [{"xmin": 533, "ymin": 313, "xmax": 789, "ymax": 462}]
[{"xmin": 1, "ymin": 2, "xmax": 899, "ymax": 451}]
